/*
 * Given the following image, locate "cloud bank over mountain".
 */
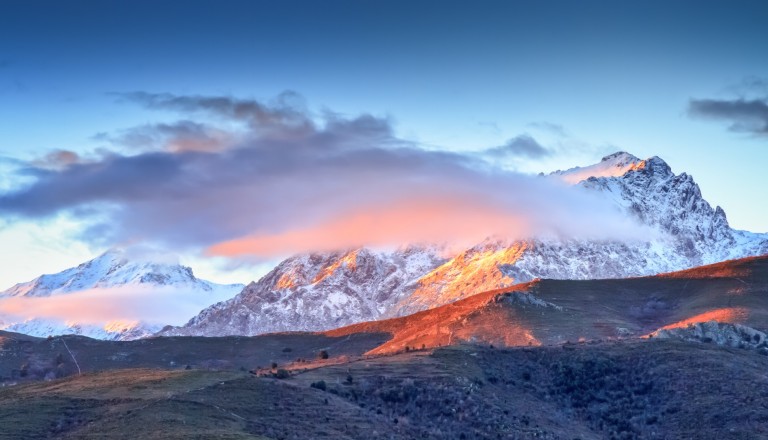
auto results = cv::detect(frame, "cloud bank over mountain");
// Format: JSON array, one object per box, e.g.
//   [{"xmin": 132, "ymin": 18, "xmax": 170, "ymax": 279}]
[{"xmin": 0, "ymin": 92, "xmax": 649, "ymax": 260}]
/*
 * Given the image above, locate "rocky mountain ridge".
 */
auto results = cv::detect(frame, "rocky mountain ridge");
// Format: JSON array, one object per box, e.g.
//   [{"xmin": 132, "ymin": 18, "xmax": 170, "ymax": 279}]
[{"xmin": 163, "ymin": 152, "xmax": 768, "ymax": 337}]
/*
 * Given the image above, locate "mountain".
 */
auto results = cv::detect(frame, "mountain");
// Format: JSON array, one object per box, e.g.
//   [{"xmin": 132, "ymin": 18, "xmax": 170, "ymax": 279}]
[
  {"xmin": 164, "ymin": 152, "xmax": 768, "ymax": 337},
  {"xmin": 328, "ymin": 254, "xmax": 768, "ymax": 355},
  {"xmin": 6, "ymin": 256, "xmax": 768, "ymax": 439},
  {"xmin": 163, "ymin": 246, "xmax": 444, "ymax": 336},
  {"xmin": 0, "ymin": 248, "xmax": 231, "ymax": 297},
  {"xmin": 0, "ymin": 249, "xmax": 243, "ymax": 340}
]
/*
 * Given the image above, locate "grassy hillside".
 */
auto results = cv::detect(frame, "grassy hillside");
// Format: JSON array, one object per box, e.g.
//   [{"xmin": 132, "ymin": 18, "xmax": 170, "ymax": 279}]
[
  {"xmin": 327, "ymin": 255, "xmax": 768, "ymax": 354},
  {"xmin": 2, "ymin": 340, "xmax": 768, "ymax": 439},
  {"xmin": 0, "ymin": 331, "xmax": 388, "ymax": 386}
]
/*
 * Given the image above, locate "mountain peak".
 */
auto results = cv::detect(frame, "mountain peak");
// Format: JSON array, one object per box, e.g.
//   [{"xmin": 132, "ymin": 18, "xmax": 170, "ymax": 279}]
[
  {"xmin": 552, "ymin": 151, "xmax": 646, "ymax": 184},
  {"xmin": 600, "ymin": 151, "xmax": 641, "ymax": 164}
]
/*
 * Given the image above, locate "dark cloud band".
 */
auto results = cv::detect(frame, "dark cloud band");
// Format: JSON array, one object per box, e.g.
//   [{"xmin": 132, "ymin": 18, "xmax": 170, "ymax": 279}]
[{"xmin": 688, "ymin": 97, "xmax": 768, "ymax": 135}]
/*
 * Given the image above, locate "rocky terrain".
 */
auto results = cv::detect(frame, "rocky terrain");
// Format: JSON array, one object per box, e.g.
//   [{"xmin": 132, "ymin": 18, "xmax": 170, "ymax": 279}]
[{"xmin": 166, "ymin": 153, "xmax": 768, "ymax": 336}]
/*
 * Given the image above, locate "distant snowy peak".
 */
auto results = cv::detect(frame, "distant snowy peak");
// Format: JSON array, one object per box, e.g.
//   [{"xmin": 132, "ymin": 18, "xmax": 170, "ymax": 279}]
[
  {"xmin": 0, "ymin": 249, "xmax": 244, "ymax": 340},
  {"xmin": 552, "ymin": 151, "xmax": 646, "ymax": 184},
  {"xmin": 3, "ymin": 319, "xmax": 163, "ymax": 341},
  {"xmin": 0, "ymin": 248, "xmax": 240, "ymax": 298}
]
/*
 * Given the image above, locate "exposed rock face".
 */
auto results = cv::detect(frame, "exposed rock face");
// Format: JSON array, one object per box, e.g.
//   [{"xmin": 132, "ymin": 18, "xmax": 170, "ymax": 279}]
[{"xmin": 652, "ymin": 321, "xmax": 768, "ymax": 351}]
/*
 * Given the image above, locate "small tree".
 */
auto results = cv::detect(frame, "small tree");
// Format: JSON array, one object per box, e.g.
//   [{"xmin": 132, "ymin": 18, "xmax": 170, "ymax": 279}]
[
  {"xmin": 318, "ymin": 350, "xmax": 329, "ymax": 360},
  {"xmin": 311, "ymin": 380, "xmax": 327, "ymax": 391}
]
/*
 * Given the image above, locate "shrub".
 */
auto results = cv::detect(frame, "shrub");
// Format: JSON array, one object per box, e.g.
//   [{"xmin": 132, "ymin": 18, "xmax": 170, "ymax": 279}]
[
  {"xmin": 311, "ymin": 380, "xmax": 327, "ymax": 391},
  {"xmin": 275, "ymin": 369, "xmax": 290, "ymax": 379},
  {"xmin": 318, "ymin": 350, "xmax": 329, "ymax": 360}
]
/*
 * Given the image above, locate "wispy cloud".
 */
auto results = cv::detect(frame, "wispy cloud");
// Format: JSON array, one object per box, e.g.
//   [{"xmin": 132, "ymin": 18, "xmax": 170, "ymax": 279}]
[
  {"xmin": 527, "ymin": 121, "xmax": 568, "ymax": 138},
  {"xmin": 96, "ymin": 120, "xmax": 238, "ymax": 153},
  {"xmin": 115, "ymin": 91, "xmax": 314, "ymax": 133},
  {"xmin": 0, "ymin": 92, "xmax": 648, "ymax": 260},
  {"xmin": 483, "ymin": 134, "xmax": 551, "ymax": 159},
  {"xmin": 30, "ymin": 149, "xmax": 83, "ymax": 170},
  {"xmin": 0, "ymin": 285, "xmax": 235, "ymax": 326}
]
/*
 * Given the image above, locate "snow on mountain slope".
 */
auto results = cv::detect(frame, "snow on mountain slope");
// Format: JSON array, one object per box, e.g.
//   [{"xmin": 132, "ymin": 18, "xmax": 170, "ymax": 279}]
[
  {"xmin": 0, "ymin": 249, "xmax": 244, "ymax": 340},
  {"xmin": 389, "ymin": 241, "xmax": 529, "ymax": 317},
  {"xmin": 167, "ymin": 152, "xmax": 768, "ymax": 337},
  {"xmin": 162, "ymin": 246, "xmax": 444, "ymax": 336},
  {"xmin": 551, "ymin": 151, "xmax": 647, "ymax": 184},
  {"xmin": 394, "ymin": 153, "xmax": 768, "ymax": 312},
  {"xmin": 3, "ymin": 319, "xmax": 164, "ymax": 341},
  {"xmin": 1, "ymin": 248, "xmax": 233, "ymax": 297}
]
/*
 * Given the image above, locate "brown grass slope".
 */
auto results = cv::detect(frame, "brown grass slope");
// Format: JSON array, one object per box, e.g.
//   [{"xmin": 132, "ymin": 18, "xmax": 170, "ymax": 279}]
[
  {"xmin": 326, "ymin": 254, "xmax": 768, "ymax": 354},
  {"xmin": 0, "ymin": 330, "xmax": 388, "ymax": 386}
]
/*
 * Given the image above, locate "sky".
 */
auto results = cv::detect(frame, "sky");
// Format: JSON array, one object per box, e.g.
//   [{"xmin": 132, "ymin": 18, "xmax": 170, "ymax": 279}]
[{"xmin": 0, "ymin": 0, "xmax": 767, "ymax": 289}]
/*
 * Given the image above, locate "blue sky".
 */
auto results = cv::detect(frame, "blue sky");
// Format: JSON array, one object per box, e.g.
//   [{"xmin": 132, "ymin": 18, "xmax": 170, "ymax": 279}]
[{"xmin": 1, "ymin": 0, "xmax": 767, "ymax": 287}]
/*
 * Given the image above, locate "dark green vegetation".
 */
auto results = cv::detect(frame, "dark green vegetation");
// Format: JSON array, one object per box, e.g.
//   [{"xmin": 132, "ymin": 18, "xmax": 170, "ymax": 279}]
[
  {"xmin": 0, "ymin": 331, "xmax": 388, "ymax": 385},
  {"xmin": 2, "ymin": 340, "xmax": 768, "ymax": 439}
]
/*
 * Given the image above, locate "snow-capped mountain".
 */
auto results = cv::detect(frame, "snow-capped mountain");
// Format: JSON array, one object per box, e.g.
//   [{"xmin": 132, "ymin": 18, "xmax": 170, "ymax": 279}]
[
  {"xmin": 0, "ymin": 248, "xmax": 233, "ymax": 297},
  {"xmin": 162, "ymin": 246, "xmax": 444, "ymax": 336},
  {"xmin": 0, "ymin": 249, "xmax": 244, "ymax": 340},
  {"xmin": 165, "ymin": 152, "xmax": 768, "ymax": 337}
]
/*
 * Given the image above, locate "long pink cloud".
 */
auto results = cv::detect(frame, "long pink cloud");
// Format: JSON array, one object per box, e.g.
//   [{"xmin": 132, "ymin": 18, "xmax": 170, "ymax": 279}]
[
  {"xmin": 207, "ymin": 182, "xmax": 651, "ymax": 258},
  {"xmin": 0, "ymin": 285, "xmax": 235, "ymax": 325}
]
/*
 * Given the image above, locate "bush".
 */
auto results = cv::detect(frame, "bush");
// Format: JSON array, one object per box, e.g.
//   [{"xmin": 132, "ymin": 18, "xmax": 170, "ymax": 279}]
[
  {"xmin": 311, "ymin": 380, "xmax": 327, "ymax": 391},
  {"xmin": 318, "ymin": 350, "xmax": 329, "ymax": 360},
  {"xmin": 274, "ymin": 369, "xmax": 290, "ymax": 379}
]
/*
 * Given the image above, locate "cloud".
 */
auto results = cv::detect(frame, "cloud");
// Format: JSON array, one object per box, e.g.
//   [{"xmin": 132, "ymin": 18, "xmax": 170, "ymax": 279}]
[
  {"xmin": 484, "ymin": 134, "xmax": 551, "ymax": 159},
  {"xmin": 30, "ymin": 149, "xmax": 82, "ymax": 170},
  {"xmin": 208, "ymin": 187, "xmax": 648, "ymax": 258},
  {"xmin": 688, "ymin": 96, "xmax": 768, "ymax": 136},
  {"xmin": 116, "ymin": 91, "xmax": 314, "ymax": 133},
  {"xmin": 0, "ymin": 285, "xmax": 235, "ymax": 326},
  {"xmin": 724, "ymin": 76, "xmax": 768, "ymax": 96},
  {"xmin": 527, "ymin": 121, "xmax": 568, "ymax": 137},
  {"xmin": 97, "ymin": 120, "xmax": 237, "ymax": 153},
  {"xmin": 0, "ymin": 92, "xmax": 647, "ymax": 260}
]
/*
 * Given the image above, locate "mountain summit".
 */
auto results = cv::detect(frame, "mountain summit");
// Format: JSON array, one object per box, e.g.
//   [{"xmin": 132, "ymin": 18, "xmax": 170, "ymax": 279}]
[
  {"xmin": 0, "ymin": 249, "xmax": 243, "ymax": 340},
  {"xmin": 164, "ymin": 152, "xmax": 768, "ymax": 337},
  {"xmin": 1, "ymin": 248, "xmax": 223, "ymax": 297},
  {"xmin": 551, "ymin": 151, "xmax": 645, "ymax": 184}
]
